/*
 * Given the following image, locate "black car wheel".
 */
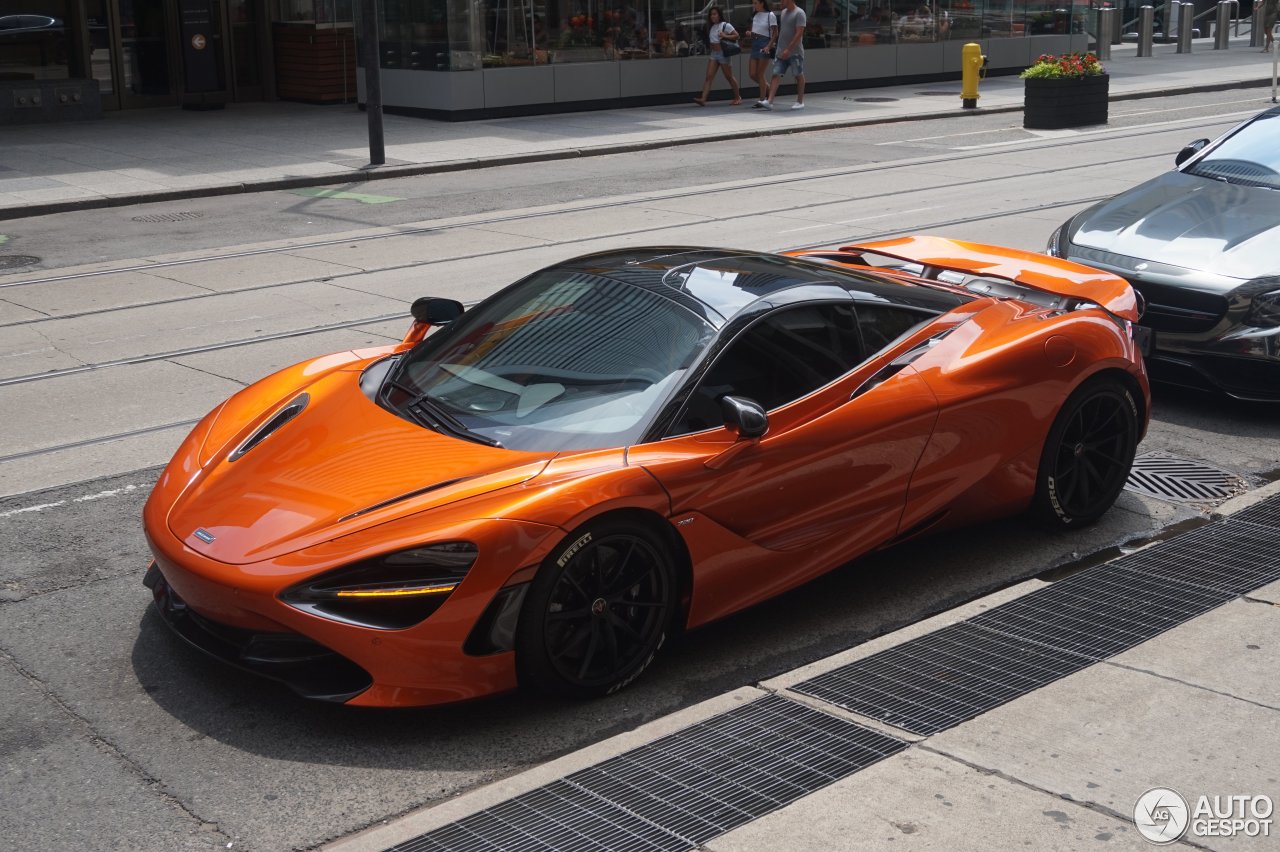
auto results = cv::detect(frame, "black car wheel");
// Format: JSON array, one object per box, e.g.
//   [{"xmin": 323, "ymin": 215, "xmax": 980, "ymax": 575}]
[
  {"xmin": 1033, "ymin": 377, "xmax": 1139, "ymax": 528},
  {"xmin": 516, "ymin": 519, "xmax": 677, "ymax": 698}
]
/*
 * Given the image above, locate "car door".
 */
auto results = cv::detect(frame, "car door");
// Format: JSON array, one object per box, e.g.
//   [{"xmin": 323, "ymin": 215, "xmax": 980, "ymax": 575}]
[{"xmin": 631, "ymin": 300, "xmax": 940, "ymax": 622}]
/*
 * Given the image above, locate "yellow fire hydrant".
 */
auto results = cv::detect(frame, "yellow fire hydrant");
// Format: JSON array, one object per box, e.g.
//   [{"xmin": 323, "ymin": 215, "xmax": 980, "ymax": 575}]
[{"xmin": 961, "ymin": 43, "xmax": 987, "ymax": 109}]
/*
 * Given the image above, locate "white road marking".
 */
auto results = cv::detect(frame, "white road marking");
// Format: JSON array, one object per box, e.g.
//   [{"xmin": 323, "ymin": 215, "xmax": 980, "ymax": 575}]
[{"xmin": 0, "ymin": 483, "xmax": 146, "ymax": 519}]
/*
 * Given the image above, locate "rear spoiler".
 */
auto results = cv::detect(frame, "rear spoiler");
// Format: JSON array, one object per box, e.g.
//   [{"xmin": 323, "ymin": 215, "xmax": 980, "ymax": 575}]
[{"xmin": 819, "ymin": 235, "xmax": 1140, "ymax": 322}]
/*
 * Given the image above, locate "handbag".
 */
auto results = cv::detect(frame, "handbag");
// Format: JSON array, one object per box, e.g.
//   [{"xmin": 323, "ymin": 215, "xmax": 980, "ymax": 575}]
[{"xmin": 718, "ymin": 23, "xmax": 741, "ymax": 57}]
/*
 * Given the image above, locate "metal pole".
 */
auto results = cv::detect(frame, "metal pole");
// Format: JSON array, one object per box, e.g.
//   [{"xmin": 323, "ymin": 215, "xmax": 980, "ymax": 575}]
[
  {"xmin": 1214, "ymin": 0, "xmax": 1231, "ymax": 47},
  {"xmin": 1252, "ymin": 3, "xmax": 1263, "ymax": 45},
  {"xmin": 1176, "ymin": 1, "xmax": 1194, "ymax": 50},
  {"xmin": 1163, "ymin": 0, "xmax": 1176, "ymax": 36},
  {"xmin": 1097, "ymin": 7, "xmax": 1115, "ymax": 58},
  {"xmin": 1273, "ymin": 35, "xmax": 1278, "ymax": 102},
  {"xmin": 1138, "ymin": 4, "xmax": 1155, "ymax": 53},
  {"xmin": 360, "ymin": 0, "xmax": 385, "ymax": 166}
]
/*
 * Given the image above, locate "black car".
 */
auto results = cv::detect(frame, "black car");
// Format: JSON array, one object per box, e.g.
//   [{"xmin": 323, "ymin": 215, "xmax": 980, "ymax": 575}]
[{"xmin": 1047, "ymin": 107, "xmax": 1280, "ymax": 401}]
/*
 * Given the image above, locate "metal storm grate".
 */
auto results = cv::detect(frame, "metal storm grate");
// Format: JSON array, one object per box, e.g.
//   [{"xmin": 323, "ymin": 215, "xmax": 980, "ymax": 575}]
[
  {"xmin": 0, "ymin": 255, "xmax": 40, "ymax": 270},
  {"xmin": 792, "ymin": 493, "xmax": 1280, "ymax": 736},
  {"xmin": 130, "ymin": 211, "xmax": 204, "ymax": 223},
  {"xmin": 386, "ymin": 695, "xmax": 907, "ymax": 852},
  {"xmin": 1121, "ymin": 519, "xmax": 1280, "ymax": 596},
  {"xmin": 1124, "ymin": 452, "xmax": 1248, "ymax": 503},
  {"xmin": 853, "ymin": 97, "xmax": 899, "ymax": 102},
  {"xmin": 792, "ymin": 621, "xmax": 1091, "ymax": 736},
  {"xmin": 1230, "ymin": 498, "xmax": 1280, "ymax": 530}
]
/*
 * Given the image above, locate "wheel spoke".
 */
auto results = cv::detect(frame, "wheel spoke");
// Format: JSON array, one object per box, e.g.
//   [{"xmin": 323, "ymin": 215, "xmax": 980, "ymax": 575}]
[
  {"xmin": 615, "ymin": 599, "xmax": 665, "ymax": 609},
  {"xmin": 551, "ymin": 623, "xmax": 592, "ymax": 661},
  {"xmin": 561, "ymin": 571, "xmax": 591, "ymax": 605},
  {"xmin": 601, "ymin": 617, "xmax": 621, "ymax": 669},
  {"xmin": 608, "ymin": 611, "xmax": 645, "ymax": 643},
  {"xmin": 547, "ymin": 606, "xmax": 591, "ymax": 622},
  {"xmin": 576, "ymin": 622, "xmax": 601, "ymax": 680}
]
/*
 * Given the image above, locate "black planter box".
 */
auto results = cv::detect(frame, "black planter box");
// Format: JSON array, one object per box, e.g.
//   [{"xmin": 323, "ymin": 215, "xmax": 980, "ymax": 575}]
[{"xmin": 1023, "ymin": 74, "xmax": 1109, "ymax": 130}]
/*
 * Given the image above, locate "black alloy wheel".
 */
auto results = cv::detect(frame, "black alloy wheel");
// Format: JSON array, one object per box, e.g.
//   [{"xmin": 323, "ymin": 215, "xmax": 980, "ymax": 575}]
[
  {"xmin": 516, "ymin": 520, "xmax": 677, "ymax": 698},
  {"xmin": 1033, "ymin": 377, "xmax": 1140, "ymax": 528}
]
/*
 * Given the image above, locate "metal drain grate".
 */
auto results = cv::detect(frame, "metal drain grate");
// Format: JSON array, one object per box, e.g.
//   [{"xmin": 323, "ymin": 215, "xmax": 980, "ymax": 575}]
[
  {"xmin": 1124, "ymin": 452, "xmax": 1248, "ymax": 503},
  {"xmin": 1230, "ymin": 499, "xmax": 1280, "ymax": 530},
  {"xmin": 792, "ymin": 494, "xmax": 1280, "ymax": 735},
  {"xmin": 1122, "ymin": 519, "xmax": 1280, "ymax": 596},
  {"xmin": 852, "ymin": 96, "xmax": 898, "ymax": 102},
  {"xmin": 130, "ymin": 211, "xmax": 204, "ymax": 223},
  {"xmin": 0, "ymin": 255, "xmax": 40, "ymax": 270},
  {"xmin": 387, "ymin": 695, "xmax": 907, "ymax": 852},
  {"xmin": 792, "ymin": 621, "xmax": 1091, "ymax": 735}
]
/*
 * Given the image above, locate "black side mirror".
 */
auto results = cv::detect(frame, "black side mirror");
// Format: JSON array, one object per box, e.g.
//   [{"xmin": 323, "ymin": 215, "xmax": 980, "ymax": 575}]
[
  {"xmin": 719, "ymin": 395, "xmax": 768, "ymax": 440},
  {"xmin": 1175, "ymin": 138, "xmax": 1209, "ymax": 167},
  {"xmin": 411, "ymin": 297, "xmax": 464, "ymax": 325}
]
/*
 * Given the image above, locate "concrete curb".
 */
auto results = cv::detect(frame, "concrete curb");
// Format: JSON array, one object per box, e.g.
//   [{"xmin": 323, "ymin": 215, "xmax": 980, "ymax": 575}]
[{"xmin": 3, "ymin": 77, "xmax": 1269, "ymax": 223}]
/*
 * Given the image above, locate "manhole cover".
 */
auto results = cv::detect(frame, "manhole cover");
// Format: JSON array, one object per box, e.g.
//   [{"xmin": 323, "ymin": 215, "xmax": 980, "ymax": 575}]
[
  {"xmin": 853, "ymin": 96, "xmax": 898, "ymax": 102},
  {"xmin": 1124, "ymin": 452, "xmax": 1249, "ymax": 503},
  {"xmin": 0, "ymin": 255, "xmax": 40, "ymax": 270},
  {"xmin": 916, "ymin": 90, "xmax": 961, "ymax": 96},
  {"xmin": 131, "ymin": 211, "xmax": 204, "ymax": 223}
]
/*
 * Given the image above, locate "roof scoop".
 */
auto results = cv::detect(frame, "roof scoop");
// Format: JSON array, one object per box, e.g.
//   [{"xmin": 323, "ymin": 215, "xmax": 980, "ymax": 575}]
[{"xmin": 229, "ymin": 394, "xmax": 310, "ymax": 462}]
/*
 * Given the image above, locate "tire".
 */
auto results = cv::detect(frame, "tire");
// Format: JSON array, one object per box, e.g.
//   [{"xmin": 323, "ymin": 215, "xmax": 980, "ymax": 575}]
[
  {"xmin": 1032, "ymin": 377, "xmax": 1139, "ymax": 528},
  {"xmin": 516, "ymin": 518, "xmax": 678, "ymax": 699}
]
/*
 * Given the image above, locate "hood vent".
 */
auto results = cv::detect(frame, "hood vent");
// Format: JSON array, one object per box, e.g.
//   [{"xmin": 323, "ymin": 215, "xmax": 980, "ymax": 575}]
[
  {"xmin": 337, "ymin": 477, "xmax": 472, "ymax": 523},
  {"xmin": 229, "ymin": 394, "xmax": 309, "ymax": 462}
]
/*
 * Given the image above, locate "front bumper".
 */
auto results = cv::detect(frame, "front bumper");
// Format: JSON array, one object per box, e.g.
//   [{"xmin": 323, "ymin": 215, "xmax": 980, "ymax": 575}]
[{"xmin": 142, "ymin": 515, "xmax": 562, "ymax": 707}]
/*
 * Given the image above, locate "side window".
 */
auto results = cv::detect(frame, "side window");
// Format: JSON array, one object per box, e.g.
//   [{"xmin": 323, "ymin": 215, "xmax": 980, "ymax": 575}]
[
  {"xmin": 671, "ymin": 303, "xmax": 864, "ymax": 435},
  {"xmin": 857, "ymin": 303, "xmax": 932, "ymax": 353}
]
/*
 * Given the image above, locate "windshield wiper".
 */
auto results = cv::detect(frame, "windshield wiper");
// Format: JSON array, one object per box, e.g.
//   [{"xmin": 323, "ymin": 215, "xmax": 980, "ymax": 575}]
[{"xmin": 381, "ymin": 377, "xmax": 503, "ymax": 448}]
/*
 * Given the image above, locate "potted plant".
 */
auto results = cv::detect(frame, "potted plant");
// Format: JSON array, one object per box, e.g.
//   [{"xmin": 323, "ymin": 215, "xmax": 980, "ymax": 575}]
[{"xmin": 1021, "ymin": 52, "xmax": 1108, "ymax": 129}]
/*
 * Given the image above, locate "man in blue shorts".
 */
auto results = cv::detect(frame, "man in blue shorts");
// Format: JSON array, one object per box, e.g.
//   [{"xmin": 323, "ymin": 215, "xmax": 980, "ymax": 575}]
[{"xmin": 759, "ymin": 0, "xmax": 806, "ymax": 110}]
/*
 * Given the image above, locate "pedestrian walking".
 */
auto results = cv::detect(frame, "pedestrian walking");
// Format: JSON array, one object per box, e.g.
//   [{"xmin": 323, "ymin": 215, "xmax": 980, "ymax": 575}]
[
  {"xmin": 747, "ymin": 0, "xmax": 779, "ymax": 105},
  {"xmin": 1259, "ymin": 0, "xmax": 1278, "ymax": 51},
  {"xmin": 759, "ymin": 0, "xmax": 806, "ymax": 110},
  {"xmin": 694, "ymin": 7, "xmax": 743, "ymax": 106}
]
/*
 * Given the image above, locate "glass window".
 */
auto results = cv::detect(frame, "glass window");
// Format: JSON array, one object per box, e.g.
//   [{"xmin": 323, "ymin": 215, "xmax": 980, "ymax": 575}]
[
  {"xmin": 857, "ymin": 302, "xmax": 932, "ymax": 352},
  {"xmin": 0, "ymin": 0, "xmax": 70, "ymax": 80},
  {"xmin": 671, "ymin": 302, "xmax": 865, "ymax": 435},
  {"xmin": 1184, "ymin": 113, "xmax": 1280, "ymax": 189},
  {"xmin": 390, "ymin": 270, "xmax": 716, "ymax": 451}
]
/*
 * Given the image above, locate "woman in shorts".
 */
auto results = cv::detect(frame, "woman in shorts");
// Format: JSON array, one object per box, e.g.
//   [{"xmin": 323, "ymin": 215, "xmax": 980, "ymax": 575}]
[
  {"xmin": 694, "ymin": 6, "xmax": 742, "ymax": 106},
  {"xmin": 747, "ymin": 0, "xmax": 778, "ymax": 105}
]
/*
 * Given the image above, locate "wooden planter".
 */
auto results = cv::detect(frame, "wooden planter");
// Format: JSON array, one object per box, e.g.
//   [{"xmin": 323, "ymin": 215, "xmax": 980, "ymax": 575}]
[{"xmin": 1023, "ymin": 74, "xmax": 1109, "ymax": 130}]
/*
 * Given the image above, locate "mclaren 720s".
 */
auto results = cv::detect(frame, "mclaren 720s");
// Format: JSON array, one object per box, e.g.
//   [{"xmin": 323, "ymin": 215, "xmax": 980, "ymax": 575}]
[{"xmin": 142, "ymin": 236, "xmax": 1150, "ymax": 708}]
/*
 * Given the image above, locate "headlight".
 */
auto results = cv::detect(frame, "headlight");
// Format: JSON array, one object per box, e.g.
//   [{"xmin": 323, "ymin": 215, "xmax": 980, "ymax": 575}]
[
  {"xmin": 1045, "ymin": 219, "xmax": 1072, "ymax": 257},
  {"xmin": 281, "ymin": 542, "xmax": 477, "ymax": 629},
  {"xmin": 1245, "ymin": 290, "xmax": 1280, "ymax": 328}
]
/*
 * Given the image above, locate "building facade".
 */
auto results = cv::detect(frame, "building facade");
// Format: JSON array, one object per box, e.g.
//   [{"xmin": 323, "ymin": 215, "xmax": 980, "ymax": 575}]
[{"xmin": 1, "ymin": 0, "xmax": 1086, "ymax": 122}]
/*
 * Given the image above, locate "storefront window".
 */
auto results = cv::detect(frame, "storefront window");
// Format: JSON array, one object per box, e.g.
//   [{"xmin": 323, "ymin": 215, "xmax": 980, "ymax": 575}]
[
  {"xmin": 445, "ymin": 0, "xmax": 1083, "ymax": 67},
  {"xmin": 0, "ymin": 0, "xmax": 71, "ymax": 80}
]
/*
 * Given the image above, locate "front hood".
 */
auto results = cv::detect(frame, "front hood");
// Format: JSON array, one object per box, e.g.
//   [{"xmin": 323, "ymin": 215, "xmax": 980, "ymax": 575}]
[
  {"xmin": 1070, "ymin": 171, "xmax": 1280, "ymax": 281},
  {"xmin": 166, "ymin": 371, "xmax": 553, "ymax": 564}
]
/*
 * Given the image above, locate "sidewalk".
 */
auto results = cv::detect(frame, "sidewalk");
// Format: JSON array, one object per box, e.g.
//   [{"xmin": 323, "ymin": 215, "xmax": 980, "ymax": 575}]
[{"xmin": 1, "ymin": 37, "xmax": 1277, "ymax": 220}]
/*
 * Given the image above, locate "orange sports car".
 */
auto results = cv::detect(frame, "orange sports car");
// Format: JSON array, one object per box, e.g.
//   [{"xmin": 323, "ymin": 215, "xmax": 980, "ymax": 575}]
[{"xmin": 142, "ymin": 237, "xmax": 1149, "ymax": 708}]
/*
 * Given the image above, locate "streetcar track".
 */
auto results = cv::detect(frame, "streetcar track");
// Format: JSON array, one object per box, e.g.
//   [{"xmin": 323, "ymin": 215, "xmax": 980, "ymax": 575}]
[
  {"xmin": 0, "ymin": 112, "xmax": 1242, "ymax": 298},
  {"xmin": 2, "ymin": 194, "xmax": 1102, "ymax": 462},
  {"xmin": 0, "ymin": 144, "xmax": 1172, "ymax": 335},
  {"xmin": 0, "ymin": 110, "xmax": 1249, "ymax": 464}
]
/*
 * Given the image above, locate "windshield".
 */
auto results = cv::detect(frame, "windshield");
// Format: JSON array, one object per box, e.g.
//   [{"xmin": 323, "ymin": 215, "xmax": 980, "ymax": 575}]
[
  {"xmin": 1185, "ymin": 113, "xmax": 1280, "ymax": 189},
  {"xmin": 387, "ymin": 269, "xmax": 716, "ymax": 452}
]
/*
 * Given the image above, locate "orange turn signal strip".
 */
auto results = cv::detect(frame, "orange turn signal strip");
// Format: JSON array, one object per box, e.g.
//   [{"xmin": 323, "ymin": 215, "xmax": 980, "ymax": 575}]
[{"xmin": 335, "ymin": 584, "xmax": 458, "ymax": 598}]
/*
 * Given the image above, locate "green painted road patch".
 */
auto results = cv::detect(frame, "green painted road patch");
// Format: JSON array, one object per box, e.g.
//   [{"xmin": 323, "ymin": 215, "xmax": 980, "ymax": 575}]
[{"xmin": 289, "ymin": 188, "xmax": 403, "ymax": 204}]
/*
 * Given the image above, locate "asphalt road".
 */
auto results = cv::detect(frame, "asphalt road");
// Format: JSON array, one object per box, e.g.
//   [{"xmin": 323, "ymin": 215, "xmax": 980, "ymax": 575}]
[{"xmin": 2, "ymin": 93, "xmax": 1279, "ymax": 850}]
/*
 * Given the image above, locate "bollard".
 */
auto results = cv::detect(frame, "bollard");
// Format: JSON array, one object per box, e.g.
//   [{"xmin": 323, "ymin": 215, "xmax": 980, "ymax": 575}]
[
  {"xmin": 1252, "ymin": 4, "xmax": 1264, "ymax": 45},
  {"xmin": 1139, "ymin": 4, "xmax": 1156, "ymax": 53},
  {"xmin": 1163, "ymin": 0, "xmax": 1177, "ymax": 37},
  {"xmin": 1215, "ymin": 0, "xmax": 1235, "ymax": 48},
  {"xmin": 1177, "ymin": 1, "xmax": 1195, "ymax": 50},
  {"xmin": 1096, "ymin": 7, "xmax": 1116, "ymax": 58}
]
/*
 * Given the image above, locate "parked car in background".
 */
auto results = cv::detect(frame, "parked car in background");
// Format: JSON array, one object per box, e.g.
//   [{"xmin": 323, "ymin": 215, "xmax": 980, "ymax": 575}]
[{"xmin": 1047, "ymin": 106, "xmax": 1280, "ymax": 400}]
